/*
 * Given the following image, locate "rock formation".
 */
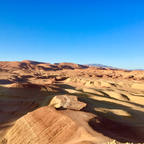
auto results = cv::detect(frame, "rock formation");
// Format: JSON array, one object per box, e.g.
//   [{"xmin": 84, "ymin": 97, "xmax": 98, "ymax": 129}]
[
  {"xmin": 3, "ymin": 107, "xmax": 110, "ymax": 144},
  {"xmin": 0, "ymin": 60, "xmax": 144, "ymax": 144},
  {"xmin": 49, "ymin": 95, "xmax": 86, "ymax": 110}
]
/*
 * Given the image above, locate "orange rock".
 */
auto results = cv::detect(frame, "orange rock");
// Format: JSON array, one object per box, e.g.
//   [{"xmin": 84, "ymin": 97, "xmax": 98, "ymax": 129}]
[
  {"xmin": 4, "ymin": 107, "xmax": 110, "ymax": 144},
  {"xmin": 49, "ymin": 95, "xmax": 87, "ymax": 110}
]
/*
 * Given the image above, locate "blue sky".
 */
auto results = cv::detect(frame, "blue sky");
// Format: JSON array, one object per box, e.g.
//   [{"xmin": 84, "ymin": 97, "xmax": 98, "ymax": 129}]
[{"xmin": 0, "ymin": 0, "xmax": 144, "ymax": 69}]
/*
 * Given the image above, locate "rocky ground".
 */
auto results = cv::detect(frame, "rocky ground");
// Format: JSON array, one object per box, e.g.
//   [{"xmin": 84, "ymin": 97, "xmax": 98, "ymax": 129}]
[{"xmin": 0, "ymin": 60, "xmax": 144, "ymax": 144}]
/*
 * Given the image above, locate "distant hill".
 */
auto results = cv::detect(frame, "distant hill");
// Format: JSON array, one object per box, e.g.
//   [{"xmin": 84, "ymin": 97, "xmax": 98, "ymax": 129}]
[{"xmin": 0, "ymin": 60, "xmax": 89, "ymax": 72}]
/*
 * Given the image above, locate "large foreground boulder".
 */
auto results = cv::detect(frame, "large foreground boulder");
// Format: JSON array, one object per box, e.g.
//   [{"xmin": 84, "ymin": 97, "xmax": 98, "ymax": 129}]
[
  {"xmin": 49, "ymin": 95, "xmax": 87, "ymax": 110},
  {"xmin": 3, "ymin": 107, "xmax": 110, "ymax": 144}
]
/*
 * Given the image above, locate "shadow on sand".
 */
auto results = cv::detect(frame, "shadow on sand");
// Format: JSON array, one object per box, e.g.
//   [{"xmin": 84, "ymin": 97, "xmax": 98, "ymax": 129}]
[
  {"xmin": 0, "ymin": 83, "xmax": 69, "ymax": 138},
  {"xmin": 0, "ymin": 82, "xmax": 144, "ymax": 143},
  {"xmin": 63, "ymin": 84, "xmax": 144, "ymax": 143}
]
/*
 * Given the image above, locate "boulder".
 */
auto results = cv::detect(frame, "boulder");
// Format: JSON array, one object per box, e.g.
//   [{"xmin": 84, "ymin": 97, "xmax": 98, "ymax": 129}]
[
  {"xmin": 49, "ymin": 95, "xmax": 86, "ymax": 110},
  {"xmin": 3, "ymin": 107, "xmax": 110, "ymax": 144}
]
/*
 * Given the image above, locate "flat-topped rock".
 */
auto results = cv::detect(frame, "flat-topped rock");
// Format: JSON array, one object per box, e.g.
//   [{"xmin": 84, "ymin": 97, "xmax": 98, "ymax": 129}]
[{"xmin": 49, "ymin": 95, "xmax": 87, "ymax": 110}]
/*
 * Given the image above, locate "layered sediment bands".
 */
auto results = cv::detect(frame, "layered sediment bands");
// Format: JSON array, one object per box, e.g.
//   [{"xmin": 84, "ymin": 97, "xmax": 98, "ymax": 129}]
[
  {"xmin": 0, "ymin": 60, "xmax": 144, "ymax": 144},
  {"xmin": 3, "ymin": 107, "xmax": 110, "ymax": 144}
]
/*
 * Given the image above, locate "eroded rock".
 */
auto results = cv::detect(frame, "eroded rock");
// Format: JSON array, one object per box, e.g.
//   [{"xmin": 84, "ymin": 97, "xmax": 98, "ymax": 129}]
[
  {"xmin": 49, "ymin": 95, "xmax": 86, "ymax": 110},
  {"xmin": 4, "ymin": 107, "xmax": 110, "ymax": 144}
]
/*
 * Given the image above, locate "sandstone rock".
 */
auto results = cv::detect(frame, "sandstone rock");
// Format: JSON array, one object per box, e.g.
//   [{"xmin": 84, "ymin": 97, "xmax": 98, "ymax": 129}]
[
  {"xmin": 4, "ymin": 107, "xmax": 110, "ymax": 144},
  {"xmin": 131, "ymin": 83, "xmax": 144, "ymax": 90},
  {"xmin": 49, "ymin": 95, "xmax": 86, "ymax": 110},
  {"xmin": 84, "ymin": 81, "xmax": 94, "ymax": 87},
  {"xmin": 55, "ymin": 76, "xmax": 68, "ymax": 81},
  {"xmin": 100, "ymin": 81, "xmax": 111, "ymax": 88},
  {"xmin": 9, "ymin": 82, "xmax": 43, "ymax": 88}
]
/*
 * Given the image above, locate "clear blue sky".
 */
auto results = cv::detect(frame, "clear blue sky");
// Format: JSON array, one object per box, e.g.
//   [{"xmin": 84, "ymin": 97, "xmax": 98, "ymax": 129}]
[{"xmin": 0, "ymin": 0, "xmax": 144, "ymax": 69}]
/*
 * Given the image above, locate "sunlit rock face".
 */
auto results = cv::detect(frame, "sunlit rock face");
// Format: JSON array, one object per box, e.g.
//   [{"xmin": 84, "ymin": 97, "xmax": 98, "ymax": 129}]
[
  {"xmin": 3, "ymin": 107, "xmax": 109, "ymax": 144},
  {"xmin": 49, "ymin": 95, "xmax": 87, "ymax": 110},
  {"xmin": 0, "ymin": 61, "xmax": 144, "ymax": 144}
]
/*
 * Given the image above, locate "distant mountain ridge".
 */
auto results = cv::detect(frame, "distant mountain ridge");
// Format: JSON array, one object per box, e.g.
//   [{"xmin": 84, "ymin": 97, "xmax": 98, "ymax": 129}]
[
  {"xmin": 88, "ymin": 64, "xmax": 118, "ymax": 69},
  {"xmin": 88, "ymin": 64, "xmax": 144, "ymax": 71}
]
